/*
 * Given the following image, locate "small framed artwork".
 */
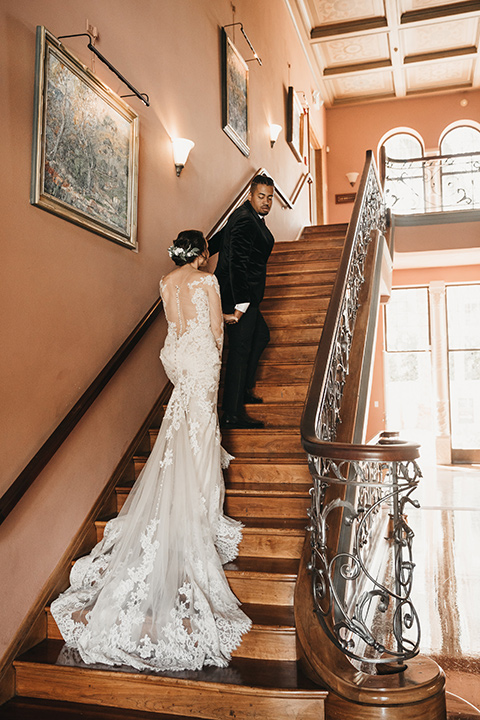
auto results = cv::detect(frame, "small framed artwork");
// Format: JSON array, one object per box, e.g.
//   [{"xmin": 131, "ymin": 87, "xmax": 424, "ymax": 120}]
[
  {"xmin": 31, "ymin": 26, "xmax": 139, "ymax": 250},
  {"xmin": 286, "ymin": 86, "xmax": 304, "ymax": 163},
  {"xmin": 221, "ymin": 28, "xmax": 249, "ymax": 157}
]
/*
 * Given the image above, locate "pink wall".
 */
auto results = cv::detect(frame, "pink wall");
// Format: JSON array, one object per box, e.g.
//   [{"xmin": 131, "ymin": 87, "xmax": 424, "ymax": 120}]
[
  {"xmin": 326, "ymin": 90, "xmax": 480, "ymax": 224},
  {"xmin": 0, "ymin": 0, "xmax": 326, "ymax": 670}
]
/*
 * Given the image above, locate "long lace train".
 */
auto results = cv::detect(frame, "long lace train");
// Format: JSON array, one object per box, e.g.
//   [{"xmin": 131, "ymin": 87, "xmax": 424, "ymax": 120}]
[{"xmin": 51, "ymin": 273, "xmax": 251, "ymax": 671}]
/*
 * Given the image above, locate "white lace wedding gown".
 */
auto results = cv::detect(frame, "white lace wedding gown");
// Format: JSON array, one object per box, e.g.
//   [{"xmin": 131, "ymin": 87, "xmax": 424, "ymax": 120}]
[{"xmin": 51, "ymin": 270, "xmax": 251, "ymax": 671}]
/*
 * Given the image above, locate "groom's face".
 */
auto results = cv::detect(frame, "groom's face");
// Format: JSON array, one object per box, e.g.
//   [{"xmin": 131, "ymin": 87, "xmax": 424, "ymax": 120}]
[{"xmin": 249, "ymin": 184, "xmax": 274, "ymax": 216}]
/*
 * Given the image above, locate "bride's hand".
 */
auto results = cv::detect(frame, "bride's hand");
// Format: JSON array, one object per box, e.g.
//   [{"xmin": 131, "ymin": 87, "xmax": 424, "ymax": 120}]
[{"xmin": 223, "ymin": 313, "xmax": 238, "ymax": 325}]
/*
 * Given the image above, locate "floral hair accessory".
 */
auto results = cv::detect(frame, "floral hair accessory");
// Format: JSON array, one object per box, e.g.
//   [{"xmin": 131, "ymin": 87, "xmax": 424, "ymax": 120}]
[{"xmin": 167, "ymin": 244, "xmax": 202, "ymax": 262}]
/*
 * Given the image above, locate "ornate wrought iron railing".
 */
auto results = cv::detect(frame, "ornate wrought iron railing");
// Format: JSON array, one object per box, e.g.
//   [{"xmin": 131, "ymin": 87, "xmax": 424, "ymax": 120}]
[
  {"xmin": 305, "ymin": 445, "xmax": 421, "ymax": 669},
  {"xmin": 300, "ymin": 150, "xmax": 422, "ymax": 671},
  {"xmin": 384, "ymin": 150, "xmax": 480, "ymax": 215}
]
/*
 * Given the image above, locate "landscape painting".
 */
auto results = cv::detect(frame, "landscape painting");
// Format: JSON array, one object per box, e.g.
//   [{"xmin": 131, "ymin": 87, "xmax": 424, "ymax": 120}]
[
  {"xmin": 31, "ymin": 26, "xmax": 139, "ymax": 249},
  {"xmin": 221, "ymin": 28, "xmax": 249, "ymax": 157}
]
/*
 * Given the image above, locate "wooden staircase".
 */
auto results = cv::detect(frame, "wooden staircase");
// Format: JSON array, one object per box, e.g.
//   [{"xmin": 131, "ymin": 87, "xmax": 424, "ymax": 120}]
[{"xmin": 4, "ymin": 224, "xmax": 349, "ymax": 720}]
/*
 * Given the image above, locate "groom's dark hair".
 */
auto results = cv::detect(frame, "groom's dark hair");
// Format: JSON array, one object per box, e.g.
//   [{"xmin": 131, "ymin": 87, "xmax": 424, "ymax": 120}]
[{"xmin": 251, "ymin": 174, "xmax": 274, "ymax": 190}]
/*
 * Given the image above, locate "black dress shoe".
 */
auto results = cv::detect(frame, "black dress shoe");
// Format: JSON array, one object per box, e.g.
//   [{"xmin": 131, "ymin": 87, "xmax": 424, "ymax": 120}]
[
  {"xmin": 220, "ymin": 412, "xmax": 265, "ymax": 429},
  {"xmin": 244, "ymin": 389, "xmax": 263, "ymax": 404}
]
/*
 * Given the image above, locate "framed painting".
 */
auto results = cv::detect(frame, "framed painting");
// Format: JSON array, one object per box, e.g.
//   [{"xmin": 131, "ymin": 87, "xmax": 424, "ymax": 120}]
[
  {"xmin": 31, "ymin": 26, "xmax": 139, "ymax": 250},
  {"xmin": 221, "ymin": 28, "xmax": 249, "ymax": 157},
  {"xmin": 287, "ymin": 86, "xmax": 304, "ymax": 163}
]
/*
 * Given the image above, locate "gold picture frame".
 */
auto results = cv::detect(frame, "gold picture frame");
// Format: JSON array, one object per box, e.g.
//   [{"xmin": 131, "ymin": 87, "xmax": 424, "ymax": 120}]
[
  {"xmin": 221, "ymin": 28, "xmax": 249, "ymax": 157},
  {"xmin": 31, "ymin": 26, "xmax": 139, "ymax": 250}
]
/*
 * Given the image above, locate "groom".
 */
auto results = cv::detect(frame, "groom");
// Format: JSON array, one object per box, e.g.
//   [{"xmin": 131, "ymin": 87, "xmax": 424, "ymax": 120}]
[{"xmin": 211, "ymin": 174, "xmax": 275, "ymax": 429}]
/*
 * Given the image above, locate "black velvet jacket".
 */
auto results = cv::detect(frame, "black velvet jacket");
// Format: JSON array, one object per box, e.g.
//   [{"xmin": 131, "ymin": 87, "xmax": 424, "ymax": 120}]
[{"xmin": 212, "ymin": 200, "xmax": 275, "ymax": 311}]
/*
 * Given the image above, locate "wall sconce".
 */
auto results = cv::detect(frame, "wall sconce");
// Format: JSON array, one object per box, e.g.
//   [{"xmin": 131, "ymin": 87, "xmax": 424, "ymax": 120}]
[
  {"xmin": 346, "ymin": 171, "xmax": 359, "ymax": 187},
  {"xmin": 172, "ymin": 138, "xmax": 195, "ymax": 177},
  {"xmin": 269, "ymin": 124, "xmax": 282, "ymax": 148}
]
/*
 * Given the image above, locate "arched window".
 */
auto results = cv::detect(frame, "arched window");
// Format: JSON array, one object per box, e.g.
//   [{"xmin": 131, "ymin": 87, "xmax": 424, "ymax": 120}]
[
  {"xmin": 439, "ymin": 124, "xmax": 480, "ymax": 210},
  {"xmin": 441, "ymin": 124, "xmax": 480, "ymax": 154},
  {"xmin": 380, "ymin": 131, "xmax": 425, "ymax": 213},
  {"xmin": 382, "ymin": 132, "xmax": 423, "ymax": 160}
]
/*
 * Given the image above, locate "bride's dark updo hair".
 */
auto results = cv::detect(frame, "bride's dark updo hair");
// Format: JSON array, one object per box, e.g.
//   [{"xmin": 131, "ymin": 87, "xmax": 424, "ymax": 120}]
[{"xmin": 168, "ymin": 230, "xmax": 207, "ymax": 266}]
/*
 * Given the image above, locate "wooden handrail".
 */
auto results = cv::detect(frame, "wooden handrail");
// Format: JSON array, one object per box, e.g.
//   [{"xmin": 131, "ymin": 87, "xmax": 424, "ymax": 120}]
[{"xmin": 0, "ymin": 297, "xmax": 163, "ymax": 525}]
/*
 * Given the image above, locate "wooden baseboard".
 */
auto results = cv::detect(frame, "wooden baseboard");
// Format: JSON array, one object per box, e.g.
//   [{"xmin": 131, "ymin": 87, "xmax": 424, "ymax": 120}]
[{"xmin": 0, "ymin": 383, "xmax": 172, "ymax": 705}]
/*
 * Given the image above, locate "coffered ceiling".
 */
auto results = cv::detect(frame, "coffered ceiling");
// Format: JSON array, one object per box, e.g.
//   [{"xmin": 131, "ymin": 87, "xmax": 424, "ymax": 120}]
[{"xmin": 286, "ymin": 0, "xmax": 480, "ymax": 106}]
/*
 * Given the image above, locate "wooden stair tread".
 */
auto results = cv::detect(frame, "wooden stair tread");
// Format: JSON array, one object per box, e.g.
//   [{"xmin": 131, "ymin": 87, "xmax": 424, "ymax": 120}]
[
  {"xmin": 226, "ymin": 482, "xmax": 310, "ymax": 496},
  {"xmin": 265, "ymin": 271, "xmax": 337, "ymax": 286},
  {"xmin": 264, "ymin": 277, "xmax": 333, "ymax": 300},
  {"xmin": 238, "ymin": 516, "xmax": 307, "ymax": 531},
  {"xmin": 115, "ymin": 480, "xmax": 310, "ymax": 495},
  {"xmin": 242, "ymin": 603, "xmax": 295, "ymax": 629},
  {"xmin": 228, "ymin": 455, "xmax": 307, "ymax": 465},
  {"xmin": 14, "ymin": 640, "xmax": 323, "ymax": 692},
  {"xmin": 45, "ymin": 603, "xmax": 296, "ymax": 634},
  {"xmin": 248, "ymin": 376, "xmax": 310, "ymax": 385},
  {"xmin": 98, "ymin": 515, "xmax": 308, "ymax": 530},
  {"xmin": 0, "ymin": 697, "xmax": 198, "ymax": 720},
  {"xmin": 223, "ymin": 556, "xmax": 300, "ymax": 577}
]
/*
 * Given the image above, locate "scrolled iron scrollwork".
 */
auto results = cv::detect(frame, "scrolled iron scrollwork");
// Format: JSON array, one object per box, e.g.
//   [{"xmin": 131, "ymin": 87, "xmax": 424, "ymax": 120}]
[
  {"xmin": 385, "ymin": 150, "xmax": 480, "ymax": 214},
  {"xmin": 308, "ymin": 457, "xmax": 422, "ymax": 667}
]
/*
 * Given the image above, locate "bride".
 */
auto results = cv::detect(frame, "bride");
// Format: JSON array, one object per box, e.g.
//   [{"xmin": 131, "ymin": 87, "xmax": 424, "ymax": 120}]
[{"xmin": 51, "ymin": 230, "xmax": 251, "ymax": 671}]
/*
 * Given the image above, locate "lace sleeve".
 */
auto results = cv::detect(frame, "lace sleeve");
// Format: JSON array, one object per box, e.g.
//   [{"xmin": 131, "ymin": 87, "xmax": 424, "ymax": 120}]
[{"xmin": 205, "ymin": 275, "xmax": 223, "ymax": 352}]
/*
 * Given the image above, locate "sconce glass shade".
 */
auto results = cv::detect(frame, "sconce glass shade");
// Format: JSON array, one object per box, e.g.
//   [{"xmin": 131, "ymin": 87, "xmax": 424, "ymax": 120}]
[
  {"xmin": 346, "ymin": 171, "xmax": 359, "ymax": 187},
  {"xmin": 172, "ymin": 138, "xmax": 195, "ymax": 176},
  {"xmin": 269, "ymin": 123, "xmax": 282, "ymax": 147}
]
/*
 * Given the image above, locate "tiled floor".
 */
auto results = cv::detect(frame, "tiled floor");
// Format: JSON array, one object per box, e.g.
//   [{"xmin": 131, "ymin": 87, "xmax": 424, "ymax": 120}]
[{"xmin": 409, "ymin": 462, "xmax": 480, "ymax": 715}]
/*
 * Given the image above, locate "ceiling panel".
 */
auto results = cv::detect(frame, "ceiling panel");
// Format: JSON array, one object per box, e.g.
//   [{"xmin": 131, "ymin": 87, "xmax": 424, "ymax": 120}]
[
  {"xmin": 406, "ymin": 58, "xmax": 474, "ymax": 91},
  {"xmin": 330, "ymin": 70, "xmax": 394, "ymax": 99},
  {"xmin": 400, "ymin": 19, "xmax": 478, "ymax": 55},
  {"xmin": 321, "ymin": 32, "xmax": 390, "ymax": 66},
  {"xmin": 289, "ymin": 0, "xmax": 480, "ymax": 106},
  {"xmin": 306, "ymin": 0, "xmax": 385, "ymax": 25},
  {"xmin": 401, "ymin": 0, "xmax": 470, "ymax": 10}
]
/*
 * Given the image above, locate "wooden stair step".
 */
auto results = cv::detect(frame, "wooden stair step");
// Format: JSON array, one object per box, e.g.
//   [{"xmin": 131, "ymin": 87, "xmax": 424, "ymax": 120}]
[
  {"xmin": 264, "ymin": 283, "xmax": 333, "ymax": 299},
  {"xmin": 115, "ymin": 479, "xmax": 310, "ymax": 517},
  {"xmin": 225, "ymin": 482, "xmax": 310, "ymax": 519},
  {"xmin": 232, "ymin": 603, "xmax": 297, "ymax": 661},
  {"xmin": 261, "ymin": 309, "xmax": 326, "ymax": 328},
  {"xmin": 300, "ymin": 222, "xmax": 348, "ymax": 236},
  {"xmin": 0, "ymin": 696, "xmax": 201, "ymax": 720},
  {"xmin": 262, "ymin": 296, "xmax": 330, "ymax": 313},
  {"xmin": 95, "ymin": 515, "xmax": 307, "ymax": 559},
  {"xmin": 267, "ymin": 257, "xmax": 339, "ymax": 272},
  {"xmin": 132, "ymin": 454, "xmax": 148, "ymax": 476},
  {"xmin": 236, "ymin": 517, "xmax": 306, "ymax": 558},
  {"xmin": 224, "ymin": 557, "xmax": 299, "ymax": 605},
  {"xmin": 271, "ymin": 232, "xmax": 345, "ymax": 253},
  {"xmin": 220, "ymin": 429, "xmax": 304, "ymax": 457},
  {"xmin": 235, "ymin": 401, "xmax": 303, "ymax": 428},
  {"xmin": 44, "ymin": 602, "xmax": 298, "ymax": 663},
  {"xmin": 225, "ymin": 457, "xmax": 311, "ymax": 484},
  {"xmin": 261, "ymin": 343, "xmax": 317, "ymax": 362},
  {"xmin": 266, "ymin": 270, "xmax": 337, "ymax": 287},
  {"xmin": 269, "ymin": 247, "xmax": 342, "ymax": 264},
  {"xmin": 244, "ymin": 381, "xmax": 309, "ymax": 403},
  {"xmin": 265, "ymin": 323, "xmax": 323, "ymax": 343},
  {"xmin": 254, "ymin": 361, "xmax": 313, "ymax": 383},
  {"xmin": 13, "ymin": 640, "xmax": 327, "ymax": 720}
]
